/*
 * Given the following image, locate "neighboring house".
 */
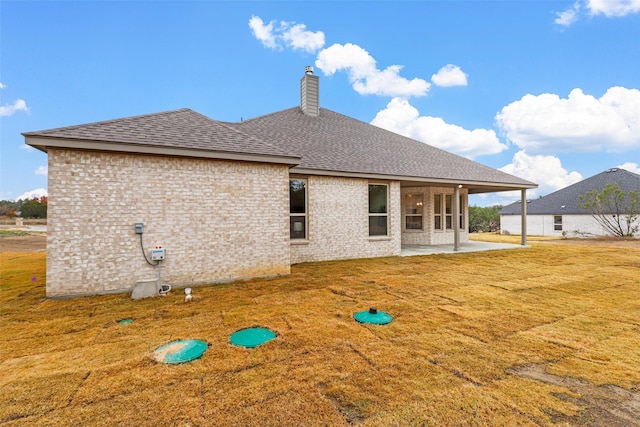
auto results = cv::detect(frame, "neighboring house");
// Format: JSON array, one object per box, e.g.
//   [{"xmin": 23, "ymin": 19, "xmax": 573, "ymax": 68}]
[
  {"xmin": 500, "ymin": 168, "xmax": 640, "ymax": 237},
  {"xmin": 24, "ymin": 68, "xmax": 536, "ymax": 297}
]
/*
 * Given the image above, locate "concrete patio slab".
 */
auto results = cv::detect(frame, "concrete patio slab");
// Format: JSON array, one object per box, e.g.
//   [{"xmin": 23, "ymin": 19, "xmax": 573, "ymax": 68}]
[{"xmin": 401, "ymin": 241, "xmax": 529, "ymax": 256}]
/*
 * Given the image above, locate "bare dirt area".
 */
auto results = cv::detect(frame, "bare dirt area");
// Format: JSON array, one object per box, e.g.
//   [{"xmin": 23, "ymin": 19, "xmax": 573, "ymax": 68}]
[
  {"xmin": 0, "ymin": 217, "xmax": 47, "ymax": 252},
  {"xmin": 510, "ymin": 364, "xmax": 640, "ymax": 426},
  {"xmin": 0, "ymin": 232, "xmax": 46, "ymax": 252}
]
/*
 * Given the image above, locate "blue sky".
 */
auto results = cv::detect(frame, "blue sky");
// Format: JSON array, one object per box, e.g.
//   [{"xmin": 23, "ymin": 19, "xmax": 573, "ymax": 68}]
[{"xmin": 1, "ymin": 0, "xmax": 639, "ymax": 206}]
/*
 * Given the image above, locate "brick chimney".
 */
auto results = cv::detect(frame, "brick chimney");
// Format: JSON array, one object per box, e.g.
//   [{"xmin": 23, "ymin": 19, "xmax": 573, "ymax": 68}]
[{"xmin": 300, "ymin": 66, "xmax": 319, "ymax": 117}]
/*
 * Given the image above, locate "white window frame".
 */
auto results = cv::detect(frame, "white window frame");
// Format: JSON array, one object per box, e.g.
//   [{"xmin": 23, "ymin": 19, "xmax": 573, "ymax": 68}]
[
  {"xmin": 434, "ymin": 194, "xmax": 443, "ymax": 230},
  {"xmin": 289, "ymin": 178, "xmax": 308, "ymax": 240},
  {"xmin": 554, "ymin": 215, "xmax": 562, "ymax": 231},
  {"xmin": 404, "ymin": 193, "xmax": 424, "ymax": 231},
  {"xmin": 368, "ymin": 183, "xmax": 389, "ymax": 237},
  {"xmin": 445, "ymin": 194, "xmax": 453, "ymax": 230}
]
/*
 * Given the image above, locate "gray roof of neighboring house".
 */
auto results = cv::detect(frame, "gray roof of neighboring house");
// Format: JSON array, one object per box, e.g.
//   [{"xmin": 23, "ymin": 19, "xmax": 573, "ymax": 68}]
[
  {"xmin": 500, "ymin": 168, "xmax": 640, "ymax": 215},
  {"xmin": 24, "ymin": 106, "xmax": 536, "ymax": 193}
]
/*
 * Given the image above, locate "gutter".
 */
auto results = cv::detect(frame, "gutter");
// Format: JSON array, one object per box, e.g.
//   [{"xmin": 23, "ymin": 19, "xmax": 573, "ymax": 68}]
[{"xmin": 23, "ymin": 135, "xmax": 302, "ymax": 166}]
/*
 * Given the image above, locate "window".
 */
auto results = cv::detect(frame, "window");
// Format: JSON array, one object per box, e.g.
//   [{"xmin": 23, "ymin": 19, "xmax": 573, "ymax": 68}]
[
  {"xmin": 290, "ymin": 179, "xmax": 307, "ymax": 239},
  {"xmin": 369, "ymin": 184, "xmax": 388, "ymax": 236},
  {"xmin": 554, "ymin": 215, "xmax": 562, "ymax": 231},
  {"xmin": 434, "ymin": 194, "xmax": 442, "ymax": 230},
  {"xmin": 405, "ymin": 194, "xmax": 423, "ymax": 230},
  {"xmin": 445, "ymin": 195, "xmax": 453, "ymax": 229}
]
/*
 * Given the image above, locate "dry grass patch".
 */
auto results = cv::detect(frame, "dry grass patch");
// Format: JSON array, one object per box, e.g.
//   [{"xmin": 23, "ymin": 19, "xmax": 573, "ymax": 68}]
[{"xmin": 1, "ymin": 239, "xmax": 640, "ymax": 426}]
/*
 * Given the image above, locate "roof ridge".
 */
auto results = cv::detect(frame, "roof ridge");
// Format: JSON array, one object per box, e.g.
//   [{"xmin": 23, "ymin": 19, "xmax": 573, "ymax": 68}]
[
  {"xmin": 609, "ymin": 168, "xmax": 640, "ymax": 179},
  {"xmin": 212, "ymin": 109, "xmax": 303, "ymax": 157},
  {"xmin": 238, "ymin": 106, "xmax": 482, "ymax": 159},
  {"xmin": 232, "ymin": 106, "xmax": 300, "ymax": 124},
  {"xmin": 540, "ymin": 168, "xmax": 639, "ymax": 198},
  {"xmin": 224, "ymin": 106, "xmax": 500, "ymax": 164}
]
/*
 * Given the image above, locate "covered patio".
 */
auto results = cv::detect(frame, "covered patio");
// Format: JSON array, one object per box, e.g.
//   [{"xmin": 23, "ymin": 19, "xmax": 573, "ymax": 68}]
[{"xmin": 401, "ymin": 240, "xmax": 529, "ymax": 256}]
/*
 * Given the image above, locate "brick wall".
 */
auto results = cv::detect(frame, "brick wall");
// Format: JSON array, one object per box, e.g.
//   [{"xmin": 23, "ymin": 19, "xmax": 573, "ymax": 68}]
[
  {"xmin": 291, "ymin": 176, "xmax": 401, "ymax": 263},
  {"xmin": 46, "ymin": 149, "xmax": 291, "ymax": 297}
]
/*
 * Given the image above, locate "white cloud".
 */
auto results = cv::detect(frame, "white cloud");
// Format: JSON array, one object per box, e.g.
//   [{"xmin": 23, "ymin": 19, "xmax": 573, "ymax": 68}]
[
  {"xmin": 498, "ymin": 151, "xmax": 583, "ymax": 201},
  {"xmin": 281, "ymin": 23, "xmax": 325, "ymax": 53},
  {"xmin": 617, "ymin": 162, "xmax": 640, "ymax": 174},
  {"xmin": 35, "ymin": 166, "xmax": 48, "ymax": 176},
  {"xmin": 555, "ymin": 0, "xmax": 640, "ymax": 26},
  {"xmin": 431, "ymin": 64, "xmax": 468, "ymax": 87},
  {"xmin": 316, "ymin": 43, "xmax": 430, "ymax": 97},
  {"xmin": 248, "ymin": 15, "xmax": 325, "ymax": 53},
  {"xmin": 249, "ymin": 16, "xmax": 445, "ymax": 98},
  {"xmin": 248, "ymin": 16, "xmax": 277, "ymax": 49},
  {"xmin": 495, "ymin": 87, "xmax": 640, "ymax": 154},
  {"xmin": 586, "ymin": 0, "xmax": 640, "ymax": 16},
  {"xmin": 0, "ymin": 83, "xmax": 28, "ymax": 116},
  {"xmin": 15, "ymin": 188, "xmax": 48, "ymax": 202},
  {"xmin": 20, "ymin": 144, "xmax": 35, "ymax": 152},
  {"xmin": 371, "ymin": 97, "xmax": 507, "ymax": 158},
  {"xmin": 0, "ymin": 98, "xmax": 28, "ymax": 117},
  {"xmin": 555, "ymin": 5, "xmax": 580, "ymax": 26}
]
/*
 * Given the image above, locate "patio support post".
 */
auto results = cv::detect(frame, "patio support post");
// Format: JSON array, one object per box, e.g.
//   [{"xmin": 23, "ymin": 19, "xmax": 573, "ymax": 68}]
[
  {"xmin": 521, "ymin": 189, "xmax": 527, "ymax": 246},
  {"xmin": 454, "ymin": 185, "xmax": 460, "ymax": 251}
]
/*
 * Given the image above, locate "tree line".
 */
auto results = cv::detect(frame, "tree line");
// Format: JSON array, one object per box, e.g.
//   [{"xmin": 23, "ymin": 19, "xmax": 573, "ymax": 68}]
[
  {"xmin": 0, "ymin": 196, "xmax": 48, "ymax": 218},
  {"xmin": 468, "ymin": 205, "xmax": 502, "ymax": 233}
]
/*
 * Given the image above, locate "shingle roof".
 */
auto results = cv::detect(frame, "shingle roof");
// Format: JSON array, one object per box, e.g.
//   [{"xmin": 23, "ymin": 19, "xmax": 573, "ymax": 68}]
[
  {"xmin": 24, "ymin": 106, "xmax": 536, "ymax": 192},
  {"xmin": 231, "ymin": 107, "xmax": 535, "ymax": 190},
  {"xmin": 23, "ymin": 108, "xmax": 299, "ymax": 159},
  {"xmin": 500, "ymin": 168, "xmax": 640, "ymax": 215}
]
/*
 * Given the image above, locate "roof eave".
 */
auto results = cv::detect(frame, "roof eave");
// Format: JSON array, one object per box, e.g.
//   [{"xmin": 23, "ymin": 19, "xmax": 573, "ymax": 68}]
[
  {"xmin": 24, "ymin": 135, "xmax": 301, "ymax": 166},
  {"xmin": 290, "ymin": 167, "xmax": 538, "ymax": 191}
]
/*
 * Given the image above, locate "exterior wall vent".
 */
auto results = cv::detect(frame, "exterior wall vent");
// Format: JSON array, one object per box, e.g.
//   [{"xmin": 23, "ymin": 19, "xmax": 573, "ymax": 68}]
[{"xmin": 300, "ymin": 66, "xmax": 320, "ymax": 117}]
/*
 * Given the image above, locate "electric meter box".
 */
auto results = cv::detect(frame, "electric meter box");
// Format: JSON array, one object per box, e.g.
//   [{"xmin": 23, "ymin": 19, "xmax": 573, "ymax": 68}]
[{"xmin": 151, "ymin": 247, "xmax": 166, "ymax": 261}]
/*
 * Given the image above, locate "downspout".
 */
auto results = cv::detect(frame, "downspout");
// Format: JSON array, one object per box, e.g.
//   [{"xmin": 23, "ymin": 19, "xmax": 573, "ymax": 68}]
[
  {"xmin": 454, "ymin": 185, "xmax": 460, "ymax": 251},
  {"xmin": 521, "ymin": 189, "xmax": 527, "ymax": 246}
]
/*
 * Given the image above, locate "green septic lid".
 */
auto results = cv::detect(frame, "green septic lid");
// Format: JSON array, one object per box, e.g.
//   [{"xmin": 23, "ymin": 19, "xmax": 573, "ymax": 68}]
[
  {"xmin": 153, "ymin": 339, "xmax": 208, "ymax": 364},
  {"xmin": 354, "ymin": 308, "xmax": 393, "ymax": 325},
  {"xmin": 230, "ymin": 327, "xmax": 276, "ymax": 348},
  {"xmin": 118, "ymin": 318, "xmax": 133, "ymax": 325}
]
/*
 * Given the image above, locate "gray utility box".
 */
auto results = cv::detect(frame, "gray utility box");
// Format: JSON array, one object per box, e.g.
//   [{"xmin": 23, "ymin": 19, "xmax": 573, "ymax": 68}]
[{"xmin": 151, "ymin": 247, "xmax": 165, "ymax": 261}]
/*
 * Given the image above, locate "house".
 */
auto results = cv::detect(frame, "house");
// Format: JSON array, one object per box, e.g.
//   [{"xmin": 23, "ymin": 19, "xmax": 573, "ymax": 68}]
[
  {"xmin": 24, "ymin": 68, "xmax": 536, "ymax": 297},
  {"xmin": 500, "ymin": 168, "xmax": 640, "ymax": 237}
]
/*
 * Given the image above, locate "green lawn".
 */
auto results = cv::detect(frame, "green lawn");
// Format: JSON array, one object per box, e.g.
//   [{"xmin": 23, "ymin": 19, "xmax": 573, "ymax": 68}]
[{"xmin": 1, "ymin": 239, "xmax": 639, "ymax": 426}]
